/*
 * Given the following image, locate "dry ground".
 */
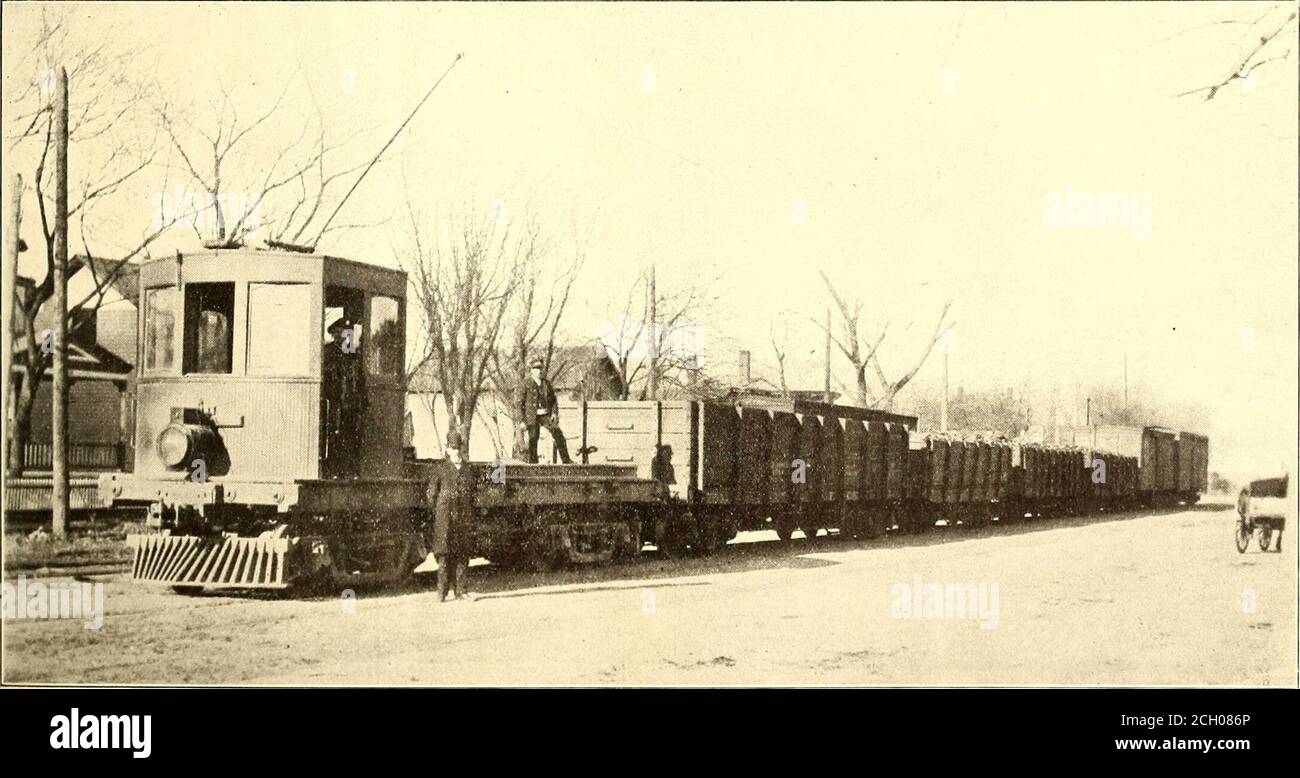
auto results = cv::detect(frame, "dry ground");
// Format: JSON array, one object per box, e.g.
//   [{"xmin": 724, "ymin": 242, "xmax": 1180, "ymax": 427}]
[{"xmin": 3, "ymin": 503, "xmax": 1294, "ymax": 686}]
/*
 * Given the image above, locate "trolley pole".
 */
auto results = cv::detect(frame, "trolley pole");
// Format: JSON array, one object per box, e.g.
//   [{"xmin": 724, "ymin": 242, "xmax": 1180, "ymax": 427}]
[{"xmin": 52, "ymin": 67, "xmax": 70, "ymax": 539}]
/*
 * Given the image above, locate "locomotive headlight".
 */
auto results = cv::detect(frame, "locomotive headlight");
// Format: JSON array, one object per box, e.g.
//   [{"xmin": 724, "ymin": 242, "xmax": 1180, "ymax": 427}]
[{"xmin": 157, "ymin": 424, "xmax": 193, "ymax": 468}]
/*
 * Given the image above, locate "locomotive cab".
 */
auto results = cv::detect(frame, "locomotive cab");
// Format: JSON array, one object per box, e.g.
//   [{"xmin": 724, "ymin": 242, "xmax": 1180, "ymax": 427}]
[{"xmin": 102, "ymin": 248, "xmax": 410, "ymax": 514}]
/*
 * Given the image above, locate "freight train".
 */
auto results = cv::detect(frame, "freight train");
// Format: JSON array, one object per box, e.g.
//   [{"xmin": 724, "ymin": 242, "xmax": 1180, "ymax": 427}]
[{"xmin": 99, "ymin": 249, "xmax": 1209, "ymax": 592}]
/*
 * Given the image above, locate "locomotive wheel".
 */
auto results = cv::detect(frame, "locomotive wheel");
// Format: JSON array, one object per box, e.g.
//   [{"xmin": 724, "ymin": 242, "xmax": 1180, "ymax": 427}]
[
  {"xmin": 654, "ymin": 515, "xmax": 691, "ymax": 559},
  {"xmin": 694, "ymin": 517, "xmax": 725, "ymax": 556},
  {"xmin": 774, "ymin": 515, "xmax": 795, "ymax": 543},
  {"xmin": 527, "ymin": 544, "xmax": 559, "ymax": 573},
  {"xmin": 1258, "ymin": 528, "xmax": 1273, "ymax": 553},
  {"xmin": 1234, "ymin": 520, "xmax": 1251, "ymax": 554},
  {"xmin": 838, "ymin": 515, "xmax": 861, "ymax": 541}
]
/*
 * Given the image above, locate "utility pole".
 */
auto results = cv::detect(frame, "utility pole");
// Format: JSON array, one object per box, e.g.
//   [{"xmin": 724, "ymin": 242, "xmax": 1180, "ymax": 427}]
[
  {"xmin": 52, "ymin": 67, "xmax": 70, "ymax": 539},
  {"xmin": 823, "ymin": 308, "xmax": 831, "ymax": 404},
  {"xmin": 646, "ymin": 264, "xmax": 657, "ymax": 400},
  {"xmin": 1123, "ymin": 353, "xmax": 1128, "ymax": 416},
  {"xmin": 2, "ymin": 175, "xmax": 22, "ymax": 481},
  {"xmin": 940, "ymin": 347, "xmax": 949, "ymax": 432}
]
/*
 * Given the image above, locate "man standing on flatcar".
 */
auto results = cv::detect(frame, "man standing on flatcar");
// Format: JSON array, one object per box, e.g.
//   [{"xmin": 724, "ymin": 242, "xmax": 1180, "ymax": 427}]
[
  {"xmin": 519, "ymin": 356, "xmax": 573, "ymax": 464},
  {"xmin": 425, "ymin": 430, "xmax": 476, "ymax": 602}
]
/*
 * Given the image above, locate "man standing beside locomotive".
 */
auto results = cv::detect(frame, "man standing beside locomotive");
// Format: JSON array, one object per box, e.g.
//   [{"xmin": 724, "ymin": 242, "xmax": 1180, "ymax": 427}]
[
  {"xmin": 425, "ymin": 430, "xmax": 476, "ymax": 602},
  {"xmin": 519, "ymin": 356, "xmax": 573, "ymax": 464}
]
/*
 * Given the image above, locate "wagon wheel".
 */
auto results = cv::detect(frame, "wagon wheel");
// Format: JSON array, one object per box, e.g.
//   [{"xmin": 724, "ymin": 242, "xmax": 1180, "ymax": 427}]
[
  {"xmin": 1258, "ymin": 528, "xmax": 1273, "ymax": 553},
  {"xmin": 1235, "ymin": 489, "xmax": 1252, "ymax": 554},
  {"xmin": 1234, "ymin": 518, "xmax": 1251, "ymax": 554}
]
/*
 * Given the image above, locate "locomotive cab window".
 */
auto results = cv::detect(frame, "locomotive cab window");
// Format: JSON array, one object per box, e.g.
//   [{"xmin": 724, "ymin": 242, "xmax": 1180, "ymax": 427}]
[
  {"xmin": 143, "ymin": 286, "xmax": 179, "ymax": 371},
  {"xmin": 183, "ymin": 282, "xmax": 235, "ymax": 374},
  {"xmin": 368, "ymin": 295, "xmax": 402, "ymax": 377}
]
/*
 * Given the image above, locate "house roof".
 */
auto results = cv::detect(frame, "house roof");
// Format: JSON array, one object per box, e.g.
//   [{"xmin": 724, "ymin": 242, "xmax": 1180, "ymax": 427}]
[
  {"xmin": 11, "ymin": 338, "xmax": 133, "ymax": 383},
  {"xmin": 69, "ymin": 255, "xmax": 140, "ymax": 303}
]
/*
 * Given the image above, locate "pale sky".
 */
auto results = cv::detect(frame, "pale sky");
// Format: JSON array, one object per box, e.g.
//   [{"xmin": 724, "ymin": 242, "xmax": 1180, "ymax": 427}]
[{"xmin": 3, "ymin": 2, "xmax": 1296, "ymax": 479}]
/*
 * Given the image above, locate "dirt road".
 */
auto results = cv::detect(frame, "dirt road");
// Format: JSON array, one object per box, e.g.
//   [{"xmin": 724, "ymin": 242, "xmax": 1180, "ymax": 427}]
[{"xmin": 3, "ymin": 503, "xmax": 1294, "ymax": 686}]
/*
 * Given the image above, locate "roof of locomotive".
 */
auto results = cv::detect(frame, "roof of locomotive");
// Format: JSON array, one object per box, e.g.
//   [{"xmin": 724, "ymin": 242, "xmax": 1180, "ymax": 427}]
[{"xmin": 136, "ymin": 247, "xmax": 407, "ymax": 297}]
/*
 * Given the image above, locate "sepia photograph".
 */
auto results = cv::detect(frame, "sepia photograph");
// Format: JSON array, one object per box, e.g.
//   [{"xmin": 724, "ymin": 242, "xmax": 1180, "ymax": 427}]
[{"xmin": 1, "ymin": 0, "xmax": 1296, "ymax": 736}]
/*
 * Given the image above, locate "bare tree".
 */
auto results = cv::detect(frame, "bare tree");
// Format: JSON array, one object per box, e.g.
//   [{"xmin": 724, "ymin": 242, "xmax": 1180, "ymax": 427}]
[
  {"xmin": 3, "ymin": 10, "xmax": 185, "ymax": 474},
  {"xmin": 397, "ymin": 200, "xmax": 530, "ymax": 448},
  {"xmin": 599, "ymin": 267, "xmax": 720, "ymax": 400},
  {"xmin": 817, "ymin": 269, "xmax": 952, "ymax": 411},
  {"xmin": 1174, "ymin": 6, "xmax": 1297, "ymax": 101},
  {"xmin": 768, "ymin": 316, "xmax": 792, "ymax": 399},
  {"xmin": 153, "ymin": 78, "xmax": 369, "ymax": 249}
]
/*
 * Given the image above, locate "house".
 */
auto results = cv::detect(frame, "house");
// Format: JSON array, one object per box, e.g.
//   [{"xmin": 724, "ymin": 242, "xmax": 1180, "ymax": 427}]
[{"xmin": 7, "ymin": 262, "xmax": 139, "ymax": 473}]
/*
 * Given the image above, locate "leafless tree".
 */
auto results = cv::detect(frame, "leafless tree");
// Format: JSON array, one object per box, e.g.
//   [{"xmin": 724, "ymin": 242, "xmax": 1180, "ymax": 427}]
[
  {"xmin": 768, "ymin": 316, "xmax": 793, "ymax": 399},
  {"xmin": 397, "ymin": 200, "xmax": 531, "ymax": 448},
  {"xmin": 1173, "ymin": 5, "xmax": 1297, "ymax": 101},
  {"xmin": 153, "ymin": 78, "xmax": 370, "ymax": 249},
  {"xmin": 599, "ymin": 267, "xmax": 720, "ymax": 401},
  {"xmin": 817, "ymin": 269, "xmax": 952, "ymax": 411},
  {"xmin": 3, "ymin": 9, "xmax": 188, "ymax": 474}
]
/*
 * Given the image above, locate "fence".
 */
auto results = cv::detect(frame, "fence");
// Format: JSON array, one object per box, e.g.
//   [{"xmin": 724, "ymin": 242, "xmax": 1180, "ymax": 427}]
[{"xmin": 21, "ymin": 441, "xmax": 129, "ymax": 472}]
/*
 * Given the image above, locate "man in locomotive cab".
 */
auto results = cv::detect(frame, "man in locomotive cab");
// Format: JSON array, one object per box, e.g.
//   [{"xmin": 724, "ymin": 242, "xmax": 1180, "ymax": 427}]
[
  {"xmin": 519, "ymin": 356, "xmax": 573, "ymax": 464},
  {"xmin": 425, "ymin": 430, "xmax": 476, "ymax": 602},
  {"xmin": 323, "ymin": 316, "xmax": 365, "ymax": 475}
]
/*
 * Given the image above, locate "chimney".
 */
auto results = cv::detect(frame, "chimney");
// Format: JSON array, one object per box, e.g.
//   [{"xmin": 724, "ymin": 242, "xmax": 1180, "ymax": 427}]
[{"xmin": 738, "ymin": 350, "xmax": 751, "ymax": 385}]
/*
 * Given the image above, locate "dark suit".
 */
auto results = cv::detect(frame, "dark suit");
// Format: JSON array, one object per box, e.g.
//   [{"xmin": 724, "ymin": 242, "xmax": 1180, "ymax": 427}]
[
  {"xmin": 520, "ymin": 377, "xmax": 571, "ymax": 464},
  {"xmin": 425, "ymin": 458, "xmax": 476, "ymax": 598}
]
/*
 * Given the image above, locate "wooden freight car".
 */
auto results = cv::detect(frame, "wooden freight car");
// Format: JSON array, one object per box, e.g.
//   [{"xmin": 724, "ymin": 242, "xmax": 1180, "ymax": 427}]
[{"xmin": 1059, "ymin": 424, "xmax": 1206, "ymax": 505}]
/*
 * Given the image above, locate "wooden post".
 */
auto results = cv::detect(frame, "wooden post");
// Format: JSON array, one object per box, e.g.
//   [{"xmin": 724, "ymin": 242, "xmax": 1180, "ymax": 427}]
[
  {"xmin": 646, "ymin": 264, "xmax": 657, "ymax": 400},
  {"xmin": 941, "ymin": 347, "xmax": 949, "ymax": 432},
  {"xmin": 52, "ymin": 67, "xmax": 70, "ymax": 539},
  {"xmin": 823, "ymin": 308, "xmax": 831, "ymax": 404},
  {"xmin": 2, "ymin": 174, "xmax": 22, "ymax": 480}
]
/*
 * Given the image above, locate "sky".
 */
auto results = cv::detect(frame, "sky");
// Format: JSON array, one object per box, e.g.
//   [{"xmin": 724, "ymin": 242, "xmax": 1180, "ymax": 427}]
[{"xmin": 3, "ymin": 2, "xmax": 1297, "ymax": 479}]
